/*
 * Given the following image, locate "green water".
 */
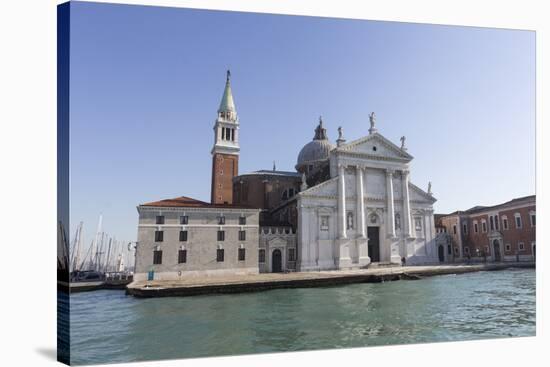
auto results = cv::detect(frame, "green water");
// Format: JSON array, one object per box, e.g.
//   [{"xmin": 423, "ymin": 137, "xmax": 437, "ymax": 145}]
[{"xmin": 70, "ymin": 268, "xmax": 535, "ymax": 365}]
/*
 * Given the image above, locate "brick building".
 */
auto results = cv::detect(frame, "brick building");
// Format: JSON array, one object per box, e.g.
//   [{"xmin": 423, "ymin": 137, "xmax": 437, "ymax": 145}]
[
  {"xmin": 436, "ymin": 195, "xmax": 535, "ymax": 263},
  {"xmin": 232, "ymin": 169, "xmax": 302, "ymax": 226}
]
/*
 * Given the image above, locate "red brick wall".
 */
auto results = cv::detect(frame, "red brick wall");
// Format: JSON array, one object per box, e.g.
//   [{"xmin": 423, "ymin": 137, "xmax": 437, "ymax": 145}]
[
  {"xmin": 499, "ymin": 205, "xmax": 536, "ymax": 256},
  {"xmin": 457, "ymin": 204, "xmax": 535, "ymax": 258},
  {"xmin": 465, "ymin": 214, "xmax": 489, "ymax": 256},
  {"xmin": 211, "ymin": 153, "xmax": 238, "ymax": 204},
  {"xmin": 233, "ymin": 174, "xmax": 301, "ymax": 211},
  {"xmin": 440, "ymin": 215, "xmax": 462, "ymax": 255}
]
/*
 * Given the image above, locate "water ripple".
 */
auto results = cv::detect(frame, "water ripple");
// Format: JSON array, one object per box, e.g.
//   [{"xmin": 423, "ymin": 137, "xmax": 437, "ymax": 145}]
[{"xmin": 69, "ymin": 269, "xmax": 536, "ymax": 365}]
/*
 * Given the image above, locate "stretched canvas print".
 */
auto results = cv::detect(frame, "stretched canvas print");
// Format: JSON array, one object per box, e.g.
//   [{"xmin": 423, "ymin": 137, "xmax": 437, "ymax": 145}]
[{"xmin": 57, "ymin": 1, "xmax": 536, "ymax": 365}]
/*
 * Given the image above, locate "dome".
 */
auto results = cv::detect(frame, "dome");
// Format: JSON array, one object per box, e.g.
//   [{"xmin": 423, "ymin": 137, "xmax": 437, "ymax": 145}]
[
  {"xmin": 296, "ymin": 118, "xmax": 334, "ymax": 167},
  {"xmin": 297, "ymin": 140, "xmax": 334, "ymax": 166}
]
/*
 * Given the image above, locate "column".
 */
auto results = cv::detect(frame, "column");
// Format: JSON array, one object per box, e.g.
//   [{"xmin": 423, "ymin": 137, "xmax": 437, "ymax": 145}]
[
  {"xmin": 386, "ymin": 169, "xmax": 396, "ymax": 238},
  {"xmin": 402, "ymin": 169, "xmax": 413, "ymax": 238},
  {"xmin": 356, "ymin": 166, "xmax": 366, "ymax": 238},
  {"xmin": 338, "ymin": 164, "xmax": 347, "ymax": 239}
]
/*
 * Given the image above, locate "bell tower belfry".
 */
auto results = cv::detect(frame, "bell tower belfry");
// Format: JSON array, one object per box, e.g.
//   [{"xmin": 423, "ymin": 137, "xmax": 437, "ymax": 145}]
[{"xmin": 211, "ymin": 70, "xmax": 240, "ymax": 204}]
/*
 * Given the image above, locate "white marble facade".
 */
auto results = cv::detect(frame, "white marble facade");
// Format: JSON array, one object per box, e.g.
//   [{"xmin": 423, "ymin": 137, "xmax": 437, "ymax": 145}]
[{"xmin": 297, "ymin": 129, "xmax": 438, "ymax": 271}]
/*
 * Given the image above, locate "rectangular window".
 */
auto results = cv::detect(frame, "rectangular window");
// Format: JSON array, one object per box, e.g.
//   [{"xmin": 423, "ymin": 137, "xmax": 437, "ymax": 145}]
[
  {"xmin": 288, "ymin": 248, "xmax": 296, "ymax": 262},
  {"xmin": 156, "ymin": 215, "xmax": 165, "ymax": 224},
  {"xmin": 505, "ymin": 244, "xmax": 511, "ymax": 252},
  {"xmin": 155, "ymin": 230, "xmax": 163, "ymax": 242},
  {"xmin": 482, "ymin": 221, "xmax": 487, "ymax": 233},
  {"xmin": 217, "ymin": 230, "xmax": 225, "ymax": 241},
  {"xmin": 515, "ymin": 215, "xmax": 522, "ymax": 229},
  {"xmin": 462, "ymin": 223, "xmax": 467, "ymax": 235},
  {"xmin": 453, "ymin": 224, "xmax": 457, "ymax": 235},
  {"xmin": 239, "ymin": 216, "xmax": 246, "ymax": 225},
  {"xmin": 489, "ymin": 216, "xmax": 494, "ymax": 231},
  {"xmin": 239, "ymin": 230, "xmax": 246, "ymax": 241},
  {"xmin": 179, "ymin": 230, "xmax": 188, "ymax": 242},
  {"xmin": 464, "ymin": 247, "xmax": 470, "ymax": 255},
  {"xmin": 495, "ymin": 215, "xmax": 499, "ymax": 230},
  {"xmin": 238, "ymin": 248, "xmax": 245, "ymax": 261},
  {"xmin": 231, "ymin": 128, "xmax": 235, "ymax": 141},
  {"xmin": 218, "ymin": 216, "xmax": 225, "ymax": 225},
  {"xmin": 519, "ymin": 242, "xmax": 525, "ymax": 251},
  {"xmin": 153, "ymin": 250, "xmax": 162, "ymax": 264},
  {"xmin": 259, "ymin": 249, "xmax": 266, "ymax": 263},
  {"xmin": 216, "ymin": 248, "xmax": 225, "ymax": 262},
  {"xmin": 503, "ymin": 218, "xmax": 509, "ymax": 230},
  {"xmin": 180, "ymin": 215, "xmax": 188, "ymax": 224},
  {"xmin": 320, "ymin": 216, "xmax": 329, "ymax": 231},
  {"xmin": 178, "ymin": 249, "xmax": 187, "ymax": 264},
  {"xmin": 474, "ymin": 222, "xmax": 478, "ymax": 233},
  {"xmin": 530, "ymin": 213, "xmax": 536, "ymax": 226}
]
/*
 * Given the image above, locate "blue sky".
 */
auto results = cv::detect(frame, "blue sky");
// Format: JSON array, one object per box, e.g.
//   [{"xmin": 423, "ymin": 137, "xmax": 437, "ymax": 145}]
[{"xmin": 68, "ymin": 1, "xmax": 535, "ymax": 247}]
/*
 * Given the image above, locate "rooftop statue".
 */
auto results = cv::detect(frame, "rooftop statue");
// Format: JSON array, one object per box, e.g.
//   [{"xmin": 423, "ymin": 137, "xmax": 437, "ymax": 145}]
[
  {"xmin": 369, "ymin": 112, "xmax": 376, "ymax": 128},
  {"xmin": 368, "ymin": 112, "xmax": 378, "ymax": 135}
]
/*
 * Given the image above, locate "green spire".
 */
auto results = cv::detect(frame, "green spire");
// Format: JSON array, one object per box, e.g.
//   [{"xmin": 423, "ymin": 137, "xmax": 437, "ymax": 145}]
[{"xmin": 217, "ymin": 69, "xmax": 236, "ymax": 114}]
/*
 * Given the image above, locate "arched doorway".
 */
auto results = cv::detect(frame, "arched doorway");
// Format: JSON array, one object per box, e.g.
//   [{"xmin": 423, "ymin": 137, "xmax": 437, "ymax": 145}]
[
  {"xmin": 438, "ymin": 245, "xmax": 445, "ymax": 262},
  {"xmin": 493, "ymin": 240, "xmax": 501, "ymax": 262},
  {"xmin": 272, "ymin": 249, "xmax": 282, "ymax": 273}
]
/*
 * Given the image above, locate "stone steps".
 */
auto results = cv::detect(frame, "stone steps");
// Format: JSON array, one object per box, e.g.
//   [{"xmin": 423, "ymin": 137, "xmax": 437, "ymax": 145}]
[{"xmin": 368, "ymin": 262, "xmax": 401, "ymax": 268}]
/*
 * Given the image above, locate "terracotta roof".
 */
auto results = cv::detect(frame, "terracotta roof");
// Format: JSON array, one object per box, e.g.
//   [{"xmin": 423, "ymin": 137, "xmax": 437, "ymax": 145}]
[
  {"xmin": 465, "ymin": 195, "xmax": 535, "ymax": 214},
  {"xmin": 140, "ymin": 196, "xmax": 258, "ymax": 209},
  {"xmin": 436, "ymin": 195, "xmax": 535, "ymax": 217},
  {"xmin": 236, "ymin": 170, "xmax": 301, "ymax": 178}
]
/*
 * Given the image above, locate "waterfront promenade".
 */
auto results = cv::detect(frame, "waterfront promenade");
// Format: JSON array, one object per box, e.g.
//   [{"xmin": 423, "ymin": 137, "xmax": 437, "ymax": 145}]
[{"xmin": 127, "ymin": 262, "xmax": 534, "ymax": 297}]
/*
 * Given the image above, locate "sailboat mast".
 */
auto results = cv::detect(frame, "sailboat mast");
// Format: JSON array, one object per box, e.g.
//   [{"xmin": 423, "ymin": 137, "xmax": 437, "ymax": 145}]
[
  {"xmin": 72, "ymin": 221, "xmax": 83, "ymax": 272},
  {"xmin": 89, "ymin": 214, "xmax": 103, "ymax": 271}
]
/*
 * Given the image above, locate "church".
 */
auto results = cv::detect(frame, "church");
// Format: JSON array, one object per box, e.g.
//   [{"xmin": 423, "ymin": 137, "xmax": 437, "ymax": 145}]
[{"xmin": 133, "ymin": 71, "xmax": 439, "ymax": 281}]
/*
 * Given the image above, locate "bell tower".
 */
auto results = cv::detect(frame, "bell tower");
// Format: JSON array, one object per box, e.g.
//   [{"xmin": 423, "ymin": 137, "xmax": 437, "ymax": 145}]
[{"xmin": 211, "ymin": 70, "xmax": 240, "ymax": 204}]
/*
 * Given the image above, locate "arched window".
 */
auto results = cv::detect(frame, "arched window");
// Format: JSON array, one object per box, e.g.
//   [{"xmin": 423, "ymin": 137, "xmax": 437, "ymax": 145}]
[
  {"xmin": 514, "ymin": 213, "xmax": 522, "ymax": 228},
  {"xmin": 502, "ymin": 215, "xmax": 509, "ymax": 230},
  {"xmin": 346, "ymin": 212, "xmax": 354, "ymax": 230},
  {"xmin": 238, "ymin": 244, "xmax": 245, "ymax": 261},
  {"xmin": 216, "ymin": 244, "xmax": 224, "ymax": 262}
]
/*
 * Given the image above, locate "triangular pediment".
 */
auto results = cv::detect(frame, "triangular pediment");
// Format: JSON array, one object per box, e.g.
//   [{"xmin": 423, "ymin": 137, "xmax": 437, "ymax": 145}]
[
  {"xmin": 299, "ymin": 177, "xmax": 338, "ymax": 197},
  {"xmin": 409, "ymin": 182, "xmax": 437, "ymax": 203},
  {"xmin": 336, "ymin": 133, "xmax": 413, "ymax": 161}
]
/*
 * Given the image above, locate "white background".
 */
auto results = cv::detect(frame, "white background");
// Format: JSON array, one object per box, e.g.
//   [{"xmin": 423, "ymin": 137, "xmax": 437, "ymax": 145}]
[{"xmin": 0, "ymin": 0, "xmax": 547, "ymax": 366}]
